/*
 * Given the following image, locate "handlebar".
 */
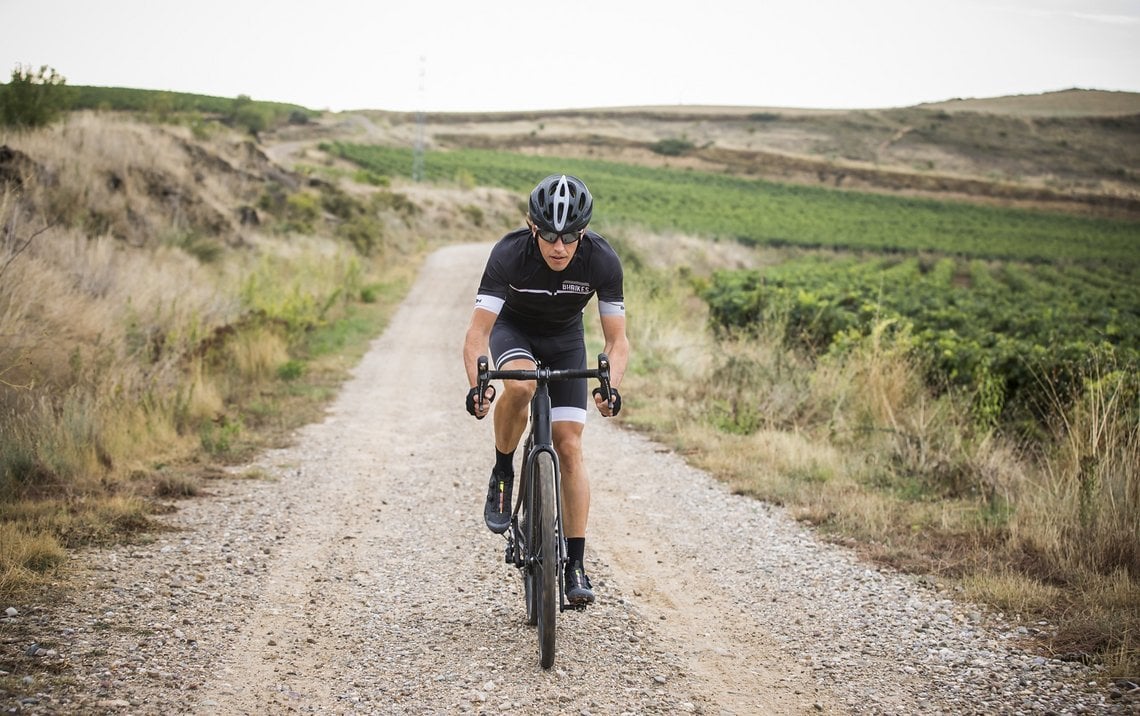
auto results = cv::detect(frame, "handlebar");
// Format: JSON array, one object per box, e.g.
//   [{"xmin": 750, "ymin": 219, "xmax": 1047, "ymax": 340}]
[{"xmin": 476, "ymin": 353, "xmax": 613, "ymax": 413}]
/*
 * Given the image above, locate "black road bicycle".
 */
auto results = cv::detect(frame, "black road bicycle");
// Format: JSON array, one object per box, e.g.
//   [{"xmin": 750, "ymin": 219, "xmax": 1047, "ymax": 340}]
[{"xmin": 476, "ymin": 353, "xmax": 613, "ymax": 669}]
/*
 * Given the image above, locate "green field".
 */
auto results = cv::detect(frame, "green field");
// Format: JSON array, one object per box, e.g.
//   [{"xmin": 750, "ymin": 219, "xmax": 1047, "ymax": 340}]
[
  {"xmin": 330, "ymin": 142, "xmax": 1140, "ymax": 427},
  {"xmin": 702, "ymin": 255, "xmax": 1139, "ymax": 425},
  {"xmin": 327, "ymin": 143, "xmax": 1140, "ymax": 265}
]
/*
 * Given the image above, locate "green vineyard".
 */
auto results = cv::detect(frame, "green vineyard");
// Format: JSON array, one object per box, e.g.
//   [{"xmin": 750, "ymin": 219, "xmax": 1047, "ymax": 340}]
[
  {"xmin": 329, "ymin": 142, "xmax": 1140, "ymax": 428},
  {"xmin": 701, "ymin": 255, "xmax": 1140, "ymax": 427},
  {"xmin": 326, "ymin": 142, "xmax": 1140, "ymax": 264}
]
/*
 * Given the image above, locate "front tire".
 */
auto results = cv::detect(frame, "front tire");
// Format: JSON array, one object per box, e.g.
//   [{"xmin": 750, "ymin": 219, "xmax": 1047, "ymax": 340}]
[
  {"xmin": 534, "ymin": 451, "xmax": 557, "ymax": 669},
  {"xmin": 524, "ymin": 481, "xmax": 538, "ymax": 624},
  {"xmin": 522, "ymin": 440, "xmax": 537, "ymax": 626}
]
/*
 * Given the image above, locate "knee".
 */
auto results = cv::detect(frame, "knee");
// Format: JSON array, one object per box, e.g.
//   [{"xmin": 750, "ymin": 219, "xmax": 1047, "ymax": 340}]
[
  {"xmin": 500, "ymin": 378, "xmax": 535, "ymax": 406},
  {"xmin": 553, "ymin": 425, "xmax": 583, "ymax": 458}
]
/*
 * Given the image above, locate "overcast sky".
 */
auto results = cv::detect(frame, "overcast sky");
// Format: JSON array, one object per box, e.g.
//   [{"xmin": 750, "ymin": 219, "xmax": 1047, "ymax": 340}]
[{"xmin": 3, "ymin": 0, "xmax": 1138, "ymax": 112}]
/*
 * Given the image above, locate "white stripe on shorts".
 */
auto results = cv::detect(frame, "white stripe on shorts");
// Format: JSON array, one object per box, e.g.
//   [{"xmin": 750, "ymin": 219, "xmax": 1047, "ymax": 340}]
[
  {"xmin": 495, "ymin": 347, "xmax": 535, "ymax": 368},
  {"xmin": 551, "ymin": 406, "xmax": 587, "ymax": 424}
]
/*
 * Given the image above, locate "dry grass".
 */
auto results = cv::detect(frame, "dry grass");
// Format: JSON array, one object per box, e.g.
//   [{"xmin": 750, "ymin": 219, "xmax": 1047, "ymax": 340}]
[
  {"xmin": 0, "ymin": 521, "xmax": 67, "ymax": 599},
  {"xmin": 228, "ymin": 327, "xmax": 290, "ymax": 380},
  {"xmin": 616, "ymin": 235, "xmax": 1139, "ymax": 675},
  {"xmin": 1, "ymin": 111, "xmax": 513, "ymax": 606},
  {"xmin": 921, "ymin": 88, "xmax": 1140, "ymax": 117},
  {"xmin": 1, "ymin": 113, "xmax": 412, "ymax": 598},
  {"xmin": 3, "ymin": 112, "xmax": 262, "ymax": 248}
]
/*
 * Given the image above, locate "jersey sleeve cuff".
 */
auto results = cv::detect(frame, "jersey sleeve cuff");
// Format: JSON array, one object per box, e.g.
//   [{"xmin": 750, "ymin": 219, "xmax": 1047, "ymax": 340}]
[
  {"xmin": 474, "ymin": 294, "xmax": 505, "ymax": 314},
  {"xmin": 599, "ymin": 300, "xmax": 625, "ymax": 317}
]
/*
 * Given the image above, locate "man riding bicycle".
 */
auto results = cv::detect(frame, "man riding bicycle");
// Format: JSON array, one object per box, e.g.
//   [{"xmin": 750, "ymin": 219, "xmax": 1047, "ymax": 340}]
[{"xmin": 463, "ymin": 173, "xmax": 629, "ymax": 606}]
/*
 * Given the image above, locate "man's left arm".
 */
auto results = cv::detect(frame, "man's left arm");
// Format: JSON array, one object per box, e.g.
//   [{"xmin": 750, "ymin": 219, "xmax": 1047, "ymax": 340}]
[{"xmin": 594, "ymin": 313, "xmax": 629, "ymax": 417}]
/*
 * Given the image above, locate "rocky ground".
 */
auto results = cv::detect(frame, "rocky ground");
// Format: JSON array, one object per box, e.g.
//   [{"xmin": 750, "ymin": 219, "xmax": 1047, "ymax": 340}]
[{"xmin": 3, "ymin": 243, "xmax": 1136, "ymax": 714}]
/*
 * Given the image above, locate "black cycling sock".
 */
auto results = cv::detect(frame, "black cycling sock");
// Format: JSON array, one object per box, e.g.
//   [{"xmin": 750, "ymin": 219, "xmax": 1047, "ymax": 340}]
[
  {"xmin": 566, "ymin": 537, "xmax": 585, "ymax": 569},
  {"xmin": 495, "ymin": 449, "xmax": 515, "ymax": 476}
]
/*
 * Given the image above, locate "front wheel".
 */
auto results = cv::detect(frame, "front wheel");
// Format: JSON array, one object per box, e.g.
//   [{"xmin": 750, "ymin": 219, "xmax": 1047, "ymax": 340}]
[{"xmin": 533, "ymin": 451, "xmax": 558, "ymax": 669}]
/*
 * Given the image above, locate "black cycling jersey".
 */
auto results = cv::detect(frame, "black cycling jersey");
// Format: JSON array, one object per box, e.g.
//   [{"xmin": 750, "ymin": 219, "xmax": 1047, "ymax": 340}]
[{"xmin": 474, "ymin": 228, "xmax": 625, "ymax": 335}]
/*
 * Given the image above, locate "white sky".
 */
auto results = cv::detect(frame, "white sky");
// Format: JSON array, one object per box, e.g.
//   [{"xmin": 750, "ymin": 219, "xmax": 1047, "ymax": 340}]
[{"xmin": 2, "ymin": 0, "xmax": 1138, "ymax": 112}]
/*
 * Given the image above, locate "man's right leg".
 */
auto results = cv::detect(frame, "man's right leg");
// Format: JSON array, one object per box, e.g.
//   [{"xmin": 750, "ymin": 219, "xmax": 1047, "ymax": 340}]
[
  {"xmin": 483, "ymin": 356, "xmax": 535, "ymax": 534},
  {"xmin": 492, "ymin": 359, "xmax": 534, "ymax": 456}
]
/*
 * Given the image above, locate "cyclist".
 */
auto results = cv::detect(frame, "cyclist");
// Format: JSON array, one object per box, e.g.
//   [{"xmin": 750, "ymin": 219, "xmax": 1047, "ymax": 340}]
[{"xmin": 463, "ymin": 173, "xmax": 629, "ymax": 606}]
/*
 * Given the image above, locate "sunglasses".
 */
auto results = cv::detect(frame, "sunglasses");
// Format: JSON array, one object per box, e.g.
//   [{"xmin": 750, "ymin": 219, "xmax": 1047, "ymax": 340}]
[{"xmin": 534, "ymin": 228, "xmax": 583, "ymax": 244}]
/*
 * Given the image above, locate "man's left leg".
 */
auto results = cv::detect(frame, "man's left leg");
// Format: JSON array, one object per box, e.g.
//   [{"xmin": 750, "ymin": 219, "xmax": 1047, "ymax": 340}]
[{"xmin": 554, "ymin": 420, "xmax": 594, "ymax": 605}]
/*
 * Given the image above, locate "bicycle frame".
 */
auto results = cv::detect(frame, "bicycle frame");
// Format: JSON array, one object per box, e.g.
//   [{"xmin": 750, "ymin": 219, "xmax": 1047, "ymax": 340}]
[{"xmin": 476, "ymin": 353, "xmax": 612, "ymax": 617}]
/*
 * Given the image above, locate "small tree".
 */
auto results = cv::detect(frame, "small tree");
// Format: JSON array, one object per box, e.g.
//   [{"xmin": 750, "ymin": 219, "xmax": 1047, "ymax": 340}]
[
  {"xmin": 230, "ymin": 94, "xmax": 269, "ymax": 138},
  {"xmin": 0, "ymin": 65, "xmax": 68, "ymax": 128}
]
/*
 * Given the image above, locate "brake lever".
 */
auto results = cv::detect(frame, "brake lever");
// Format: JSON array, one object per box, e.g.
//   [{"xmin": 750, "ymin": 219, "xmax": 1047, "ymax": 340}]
[
  {"xmin": 597, "ymin": 353, "xmax": 612, "ymax": 410},
  {"xmin": 476, "ymin": 355, "xmax": 490, "ymax": 412}
]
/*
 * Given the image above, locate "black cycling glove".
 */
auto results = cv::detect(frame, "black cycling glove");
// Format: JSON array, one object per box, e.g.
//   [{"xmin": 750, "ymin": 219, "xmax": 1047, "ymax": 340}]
[
  {"xmin": 466, "ymin": 385, "xmax": 496, "ymax": 418},
  {"xmin": 592, "ymin": 386, "xmax": 622, "ymax": 416}
]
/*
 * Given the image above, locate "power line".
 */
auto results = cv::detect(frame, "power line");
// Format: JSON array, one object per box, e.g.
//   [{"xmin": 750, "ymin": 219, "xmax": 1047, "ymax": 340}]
[{"xmin": 412, "ymin": 56, "xmax": 425, "ymax": 182}]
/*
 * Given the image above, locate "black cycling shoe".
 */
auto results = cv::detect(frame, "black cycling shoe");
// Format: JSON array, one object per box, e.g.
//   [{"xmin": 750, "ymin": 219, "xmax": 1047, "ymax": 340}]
[
  {"xmin": 565, "ymin": 562, "xmax": 595, "ymax": 606},
  {"xmin": 483, "ymin": 467, "xmax": 514, "ymax": 534}
]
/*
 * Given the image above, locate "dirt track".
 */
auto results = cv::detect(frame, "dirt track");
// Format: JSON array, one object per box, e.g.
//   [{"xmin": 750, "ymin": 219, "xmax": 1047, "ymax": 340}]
[{"xmin": 196, "ymin": 242, "xmax": 815, "ymax": 714}]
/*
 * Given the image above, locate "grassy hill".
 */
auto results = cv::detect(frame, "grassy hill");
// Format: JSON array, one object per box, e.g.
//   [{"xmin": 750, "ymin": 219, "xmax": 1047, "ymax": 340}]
[{"xmin": 339, "ymin": 88, "xmax": 1140, "ymax": 218}]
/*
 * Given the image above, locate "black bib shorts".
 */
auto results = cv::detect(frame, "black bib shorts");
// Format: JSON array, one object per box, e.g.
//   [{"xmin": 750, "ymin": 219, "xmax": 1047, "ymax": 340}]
[{"xmin": 489, "ymin": 317, "xmax": 589, "ymax": 424}]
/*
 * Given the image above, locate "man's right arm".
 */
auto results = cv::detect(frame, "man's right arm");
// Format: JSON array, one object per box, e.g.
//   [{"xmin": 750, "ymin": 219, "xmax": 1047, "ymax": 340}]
[
  {"xmin": 463, "ymin": 308, "xmax": 498, "ymax": 384},
  {"xmin": 463, "ymin": 308, "xmax": 499, "ymax": 419}
]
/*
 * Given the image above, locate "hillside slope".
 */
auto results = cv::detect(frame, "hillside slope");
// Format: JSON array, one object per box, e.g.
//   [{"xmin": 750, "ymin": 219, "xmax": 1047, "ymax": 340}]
[{"xmin": 308, "ymin": 89, "xmax": 1140, "ymax": 217}]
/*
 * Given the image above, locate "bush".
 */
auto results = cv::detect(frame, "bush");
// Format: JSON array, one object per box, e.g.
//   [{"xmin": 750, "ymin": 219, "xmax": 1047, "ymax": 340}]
[
  {"xmin": 337, "ymin": 213, "xmax": 383, "ymax": 255},
  {"xmin": 230, "ymin": 94, "xmax": 269, "ymax": 137},
  {"xmin": 284, "ymin": 192, "xmax": 321, "ymax": 233},
  {"xmin": 650, "ymin": 138, "xmax": 695, "ymax": 157},
  {"xmin": 0, "ymin": 65, "xmax": 68, "ymax": 128}
]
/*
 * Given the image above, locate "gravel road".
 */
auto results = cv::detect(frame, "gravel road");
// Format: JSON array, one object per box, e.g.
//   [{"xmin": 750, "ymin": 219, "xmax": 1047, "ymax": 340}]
[{"xmin": 3, "ymin": 243, "xmax": 1134, "ymax": 715}]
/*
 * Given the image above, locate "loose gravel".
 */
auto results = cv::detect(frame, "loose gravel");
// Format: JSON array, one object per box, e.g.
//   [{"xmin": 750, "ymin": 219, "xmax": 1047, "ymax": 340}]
[{"xmin": 2, "ymin": 243, "xmax": 1136, "ymax": 715}]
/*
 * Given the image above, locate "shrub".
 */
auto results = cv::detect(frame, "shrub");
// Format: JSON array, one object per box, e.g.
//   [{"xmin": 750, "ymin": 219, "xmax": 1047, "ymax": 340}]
[
  {"xmin": 277, "ymin": 360, "xmax": 305, "ymax": 381},
  {"xmin": 284, "ymin": 192, "xmax": 321, "ymax": 233},
  {"xmin": 337, "ymin": 213, "xmax": 383, "ymax": 255},
  {"xmin": 650, "ymin": 138, "xmax": 695, "ymax": 157},
  {"xmin": 460, "ymin": 204, "xmax": 485, "ymax": 227},
  {"xmin": 1, "ymin": 65, "xmax": 68, "ymax": 128},
  {"xmin": 230, "ymin": 94, "xmax": 269, "ymax": 137}
]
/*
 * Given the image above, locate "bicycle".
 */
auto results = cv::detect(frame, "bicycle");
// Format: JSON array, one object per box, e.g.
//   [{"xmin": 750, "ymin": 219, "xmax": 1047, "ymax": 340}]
[{"xmin": 475, "ymin": 352, "xmax": 613, "ymax": 669}]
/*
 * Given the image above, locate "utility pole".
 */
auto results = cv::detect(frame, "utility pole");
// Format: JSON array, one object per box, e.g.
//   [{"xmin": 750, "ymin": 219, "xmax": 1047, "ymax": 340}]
[{"xmin": 412, "ymin": 56, "xmax": 426, "ymax": 182}]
